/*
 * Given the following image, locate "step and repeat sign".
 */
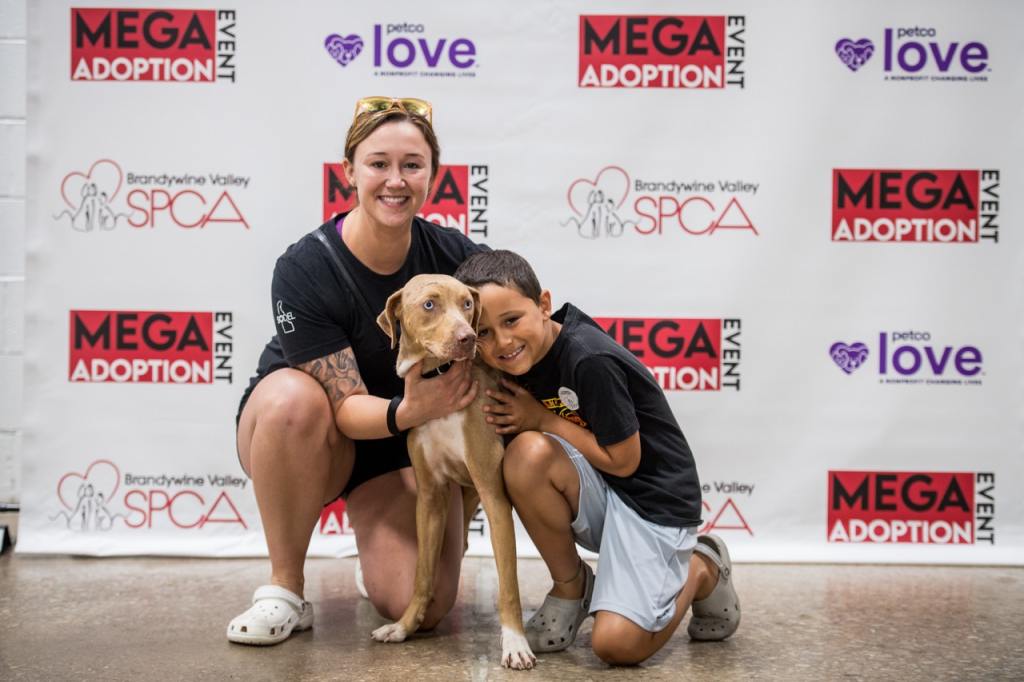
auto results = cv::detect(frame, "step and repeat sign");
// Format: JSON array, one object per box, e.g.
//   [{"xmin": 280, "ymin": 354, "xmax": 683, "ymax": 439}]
[{"xmin": 18, "ymin": 1, "xmax": 1023, "ymax": 564}]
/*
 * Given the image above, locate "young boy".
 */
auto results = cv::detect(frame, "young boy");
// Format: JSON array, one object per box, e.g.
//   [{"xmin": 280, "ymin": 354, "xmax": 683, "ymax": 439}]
[{"xmin": 454, "ymin": 250, "xmax": 740, "ymax": 665}]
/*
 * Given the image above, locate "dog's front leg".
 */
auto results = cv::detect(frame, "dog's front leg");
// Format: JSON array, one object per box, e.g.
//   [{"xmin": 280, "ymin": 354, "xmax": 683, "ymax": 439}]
[
  {"xmin": 460, "ymin": 486, "xmax": 481, "ymax": 555},
  {"xmin": 371, "ymin": 453, "xmax": 451, "ymax": 643},
  {"xmin": 473, "ymin": 453, "xmax": 536, "ymax": 670}
]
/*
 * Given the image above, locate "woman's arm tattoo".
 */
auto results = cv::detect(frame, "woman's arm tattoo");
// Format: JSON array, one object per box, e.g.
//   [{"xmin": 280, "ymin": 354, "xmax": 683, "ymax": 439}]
[{"xmin": 299, "ymin": 348, "xmax": 367, "ymax": 407}]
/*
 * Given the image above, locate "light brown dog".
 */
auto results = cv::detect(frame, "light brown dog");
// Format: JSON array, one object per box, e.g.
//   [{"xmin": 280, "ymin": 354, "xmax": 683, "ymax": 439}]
[{"xmin": 371, "ymin": 274, "xmax": 536, "ymax": 670}]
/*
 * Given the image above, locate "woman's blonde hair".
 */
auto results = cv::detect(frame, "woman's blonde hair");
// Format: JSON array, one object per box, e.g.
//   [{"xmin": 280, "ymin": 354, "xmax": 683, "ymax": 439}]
[{"xmin": 344, "ymin": 107, "xmax": 440, "ymax": 181}]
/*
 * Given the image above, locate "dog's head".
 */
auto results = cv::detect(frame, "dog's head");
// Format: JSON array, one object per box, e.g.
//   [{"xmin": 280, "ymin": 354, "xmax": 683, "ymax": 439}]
[{"xmin": 377, "ymin": 274, "xmax": 482, "ymax": 378}]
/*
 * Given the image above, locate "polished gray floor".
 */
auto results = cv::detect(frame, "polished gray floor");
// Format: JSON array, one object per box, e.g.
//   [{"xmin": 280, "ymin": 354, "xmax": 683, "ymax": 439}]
[{"xmin": 1, "ymin": 550, "xmax": 1022, "ymax": 681}]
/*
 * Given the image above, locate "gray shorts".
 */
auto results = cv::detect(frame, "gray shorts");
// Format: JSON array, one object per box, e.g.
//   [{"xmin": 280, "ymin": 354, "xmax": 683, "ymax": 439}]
[{"xmin": 547, "ymin": 433, "xmax": 699, "ymax": 632}]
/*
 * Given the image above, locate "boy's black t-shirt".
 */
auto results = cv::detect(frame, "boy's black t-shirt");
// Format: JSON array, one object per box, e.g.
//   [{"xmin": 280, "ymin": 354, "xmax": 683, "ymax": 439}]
[{"xmin": 520, "ymin": 303, "xmax": 703, "ymax": 528}]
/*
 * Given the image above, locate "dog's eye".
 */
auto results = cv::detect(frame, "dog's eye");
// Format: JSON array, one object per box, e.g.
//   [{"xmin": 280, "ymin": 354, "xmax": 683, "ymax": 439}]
[
  {"xmin": 463, "ymin": 299, "xmax": 473, "ymax": 310},
  {"xmin": 423, "ymin": 300, "xmax": 434, "ymax": 311}
]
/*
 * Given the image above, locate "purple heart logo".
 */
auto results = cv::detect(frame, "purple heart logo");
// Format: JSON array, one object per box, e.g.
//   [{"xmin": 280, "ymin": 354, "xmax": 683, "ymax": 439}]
[
  {"xmin": 835, "ymin": 38, "xmax": 875, "ymax": 72},
  {"xmin": 325, "ymin": 33, "xmax": 364, "ymax": 67},
  {"xmin": 830, "ymin": 342, "xmax": 869, "ymax": 374}
]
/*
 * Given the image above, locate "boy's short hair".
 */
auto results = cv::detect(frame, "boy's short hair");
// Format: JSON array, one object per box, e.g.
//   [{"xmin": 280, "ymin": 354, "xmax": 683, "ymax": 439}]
[{"xmin": 454, "ymin": 250, "xmax": 542, "ymax": 303}]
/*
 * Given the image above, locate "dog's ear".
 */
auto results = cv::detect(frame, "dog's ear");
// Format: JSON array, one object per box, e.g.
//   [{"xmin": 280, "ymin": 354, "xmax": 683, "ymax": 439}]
[
  {"xmin": 377, "ymin": 289, "xmax": 403, "ymax": 349},
  {"xmin": 467, "ymin": 286, "xmax": 482, "ymax": 332}
]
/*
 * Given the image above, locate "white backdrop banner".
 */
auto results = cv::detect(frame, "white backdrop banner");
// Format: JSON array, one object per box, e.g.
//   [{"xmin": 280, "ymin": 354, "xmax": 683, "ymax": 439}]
[{"xmin": 18, "ymin": 0, "xmax": 1024, "ymax": 564}]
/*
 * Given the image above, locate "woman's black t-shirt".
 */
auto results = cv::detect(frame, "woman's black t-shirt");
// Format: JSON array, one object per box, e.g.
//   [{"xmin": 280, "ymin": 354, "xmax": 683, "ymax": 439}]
[{"xmin": 242, "ymin": 213, "xmax": 484, "ymax": 493}]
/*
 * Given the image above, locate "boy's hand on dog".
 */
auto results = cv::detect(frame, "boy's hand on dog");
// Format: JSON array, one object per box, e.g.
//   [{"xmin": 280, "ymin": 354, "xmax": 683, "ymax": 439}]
[
  {"xmin": 400, "ymin": 360, "xmax": 478, "ymax": 428},
  {"xmin": 483, "ymin": 377, "xmax": 552, "ymax": 435}
]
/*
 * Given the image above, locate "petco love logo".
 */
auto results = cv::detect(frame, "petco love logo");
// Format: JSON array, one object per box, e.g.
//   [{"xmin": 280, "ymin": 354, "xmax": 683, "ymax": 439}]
[
  {"xmin": 835, "ymin": 27, "xmax": 990, "ymax": 82},
  {"xmin": 51, "ymin": 459, "xmax": 248, "ymax": 532},
  {"xmin": 832, "ymin": 169, "xmax": 1000, "ymax": 243},
  {"xmin": 828, "ymin": 471, "xmax": 995, "ymax": 545},
  {"xmin": 69, "ymin": 310, "xmax": 234, "ymax": 384},
  {"xmin": 563, "ymin": 166, "xmax": 759, "ymax": 240},
  {"xmin": 579, "ymin": 15, "xmax": 745, "ymax": 88},
  {"xmin": 323, "ymin": 163, "xmax": 490, "ymax": 239},
  {"xmin": 324, "ymin": 23, "xmax": 477, "ymax": 78},
  {"xmin": 830, "ymin": 331, "xmax": 983, "ymax": 386},
  {"xmin": 596, "ymin": 318, "xmax": 741, "ymax": 391},
  {"xmin": 71, "ymin": 7, "xmax": 237, "ymax": 82},
  {"xmin": 54, "ymin": 159, "xmax": 251, "ymax": 232}
]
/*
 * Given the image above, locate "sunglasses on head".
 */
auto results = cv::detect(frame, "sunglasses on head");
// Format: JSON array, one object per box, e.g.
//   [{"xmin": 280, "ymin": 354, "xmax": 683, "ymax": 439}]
[{"xmin": 353, "ymin": 97, "xmax": 433, "ymax": 124}]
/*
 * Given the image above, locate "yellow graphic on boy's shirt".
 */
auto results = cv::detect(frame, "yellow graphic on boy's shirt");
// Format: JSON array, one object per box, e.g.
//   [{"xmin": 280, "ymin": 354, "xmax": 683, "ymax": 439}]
[{"xmin": 541, "ymin": 397, "xmax": 588, "ymax": 428}]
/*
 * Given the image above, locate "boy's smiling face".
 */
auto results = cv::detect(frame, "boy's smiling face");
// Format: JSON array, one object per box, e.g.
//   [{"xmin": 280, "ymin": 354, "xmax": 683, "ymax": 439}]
[{"xmin": 475, "ymin": 283, "xmax": 559, "ymax": 376}]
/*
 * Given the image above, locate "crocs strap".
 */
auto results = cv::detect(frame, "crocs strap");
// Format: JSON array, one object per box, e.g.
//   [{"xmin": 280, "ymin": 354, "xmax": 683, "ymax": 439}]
[
  {"xmin": 252, "ymin": 585, "xmax": 305, "ymax": 611},
  {"xmin": 694, "ymin": 539, "xmax": 729, "ymax": 577}
]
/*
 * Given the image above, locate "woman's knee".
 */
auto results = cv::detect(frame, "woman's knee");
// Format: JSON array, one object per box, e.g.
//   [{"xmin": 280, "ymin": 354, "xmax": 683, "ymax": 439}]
[
  {"xmin": 353, "ymin": 472, "xmax": 464, "ymax": 627},
  {"xmin": 420, "ymin": 576, "xmax": 459, "ymax": 630},
  {"xmin": 239, "ymin": 370, "xmax": 349, "ymax": 490},
  {"xmin": 255, "ymin": 371, "xmax": 335, "ymax": 439},
  {"xmin": 591, "ymin": 615, "xmax": 652, "ymax": 666},
  {"xmin": 503, "ymin": 432, "xmax": 560, "ymax": 491},
  {"xmin": 364, "ymin": 559, "xmax": 461, "ymax": 627},
  {"xmin": 367, "ymin": 586, "xmax": 407, "ymax": 623}
]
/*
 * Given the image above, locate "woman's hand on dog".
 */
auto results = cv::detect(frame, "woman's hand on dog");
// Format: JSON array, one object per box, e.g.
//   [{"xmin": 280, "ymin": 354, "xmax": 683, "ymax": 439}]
[
  {"xmin": 398, "ymin": 359, "xmax": 478, "ymax": 429},
  {"xmin": 483, "ymin": 378, "xmax": 552, "ymax": 435}
]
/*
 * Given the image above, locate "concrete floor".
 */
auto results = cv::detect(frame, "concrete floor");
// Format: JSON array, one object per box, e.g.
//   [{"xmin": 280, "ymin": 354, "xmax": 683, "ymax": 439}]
[{"xmin": 0, "ymin": 552, "xmax": 1022, "ymax": 681}]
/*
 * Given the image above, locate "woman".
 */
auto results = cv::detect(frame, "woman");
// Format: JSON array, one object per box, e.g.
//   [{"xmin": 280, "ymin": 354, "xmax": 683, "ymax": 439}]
[{"xmin": 227, "ymin": 97, "xmax": 484, "ymax": 645}]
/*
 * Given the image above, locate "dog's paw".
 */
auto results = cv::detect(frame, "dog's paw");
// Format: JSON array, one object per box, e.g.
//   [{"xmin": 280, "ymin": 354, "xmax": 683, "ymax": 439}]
[
  {"xmin": 501, "ymin": 628, "xmax": 536, "ymax": 670},
  {"xmin": 371, "ymin": 622, "xmax": 409, "ymax": 643}
]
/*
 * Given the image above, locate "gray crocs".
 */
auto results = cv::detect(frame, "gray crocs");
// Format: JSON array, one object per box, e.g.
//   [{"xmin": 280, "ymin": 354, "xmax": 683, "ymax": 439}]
[
  {"xmin": 688, "ymin": 534, "xmax": 740, "ymax": 641},
  {"xmin": 525, "ymin": 560, "xmax": 595, "ymax": 653}
]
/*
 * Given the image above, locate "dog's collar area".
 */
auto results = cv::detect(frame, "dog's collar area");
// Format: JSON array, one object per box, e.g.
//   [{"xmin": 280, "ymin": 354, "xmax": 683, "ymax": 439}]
[{"xmin": 421, "ymin": 361, "xmax": 454, "ymax": 379}]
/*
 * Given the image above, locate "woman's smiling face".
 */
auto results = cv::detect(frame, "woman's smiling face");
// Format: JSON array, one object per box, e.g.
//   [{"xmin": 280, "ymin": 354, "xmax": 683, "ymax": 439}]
[{"xmin": 343, "ymin": 120, "xmax": 434, "ymax": 229}]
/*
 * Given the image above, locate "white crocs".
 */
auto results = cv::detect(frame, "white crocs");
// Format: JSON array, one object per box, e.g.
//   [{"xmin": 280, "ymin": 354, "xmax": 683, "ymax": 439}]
[
  {"xmin": 688, "ymin": 534, "xmax": 740, "ymax": 641},
  {"xmin": 354, "ymin": 559, "xmax": 368, "ymax": 599},
  {"xmin": 226, "ymin": 585, "xmax": 314, "ymax": 646},
  {"xmin": 525, "ymin": 560, "xmax": 595, "ymax": 653}
]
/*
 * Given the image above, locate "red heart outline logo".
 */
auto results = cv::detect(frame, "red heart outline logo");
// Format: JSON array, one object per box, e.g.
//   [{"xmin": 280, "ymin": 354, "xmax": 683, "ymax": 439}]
[
  {"xmin": 56, "ymin": 459, "xmax": 121, "ymax": 510},
  {"xmin": 567, "ymin": 165, "xmax": 631, "ymax": 217},
  {"xmin": 60, "ymin": 159, "xmax": 124, "ymax": 210}
]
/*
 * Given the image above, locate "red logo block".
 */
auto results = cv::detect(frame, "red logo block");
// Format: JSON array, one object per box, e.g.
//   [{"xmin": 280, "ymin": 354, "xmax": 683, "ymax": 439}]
[
  {"xmin": 69, "ymin": 310, "xmax": 233, "ymax": 384},
  {"xmin": 832, "ymin": 169, "xmax": 1000, "ymax": 243},
  {"xmin": 319, "ymin": 498, "xmax": 353, "ymax": 535},
  {"xmin": 828, "ymin": 471, "xmax": 996, "ymax": 544},
  {"xmin": 71, "ymin": 8, "xmax": 237, "ymax": 82},
  {"xmin": 595, "ymin": 317, "xmax": 740, "ymax": 391},
  {"xmin": 579, "ymin": 15, "xmax": 745, "ymax": 89}
]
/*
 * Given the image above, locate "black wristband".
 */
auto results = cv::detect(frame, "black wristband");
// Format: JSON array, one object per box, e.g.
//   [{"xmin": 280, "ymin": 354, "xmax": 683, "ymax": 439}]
[{"xmin": 386, "ymin": 395, "xmax": 404, "ymax": 436}]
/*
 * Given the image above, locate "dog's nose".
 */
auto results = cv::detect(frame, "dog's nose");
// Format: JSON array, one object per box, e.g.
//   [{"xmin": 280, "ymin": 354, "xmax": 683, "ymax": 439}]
[{"xmin": 457, "ymin": 331, "xmax": 476, "ymax": 349}]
